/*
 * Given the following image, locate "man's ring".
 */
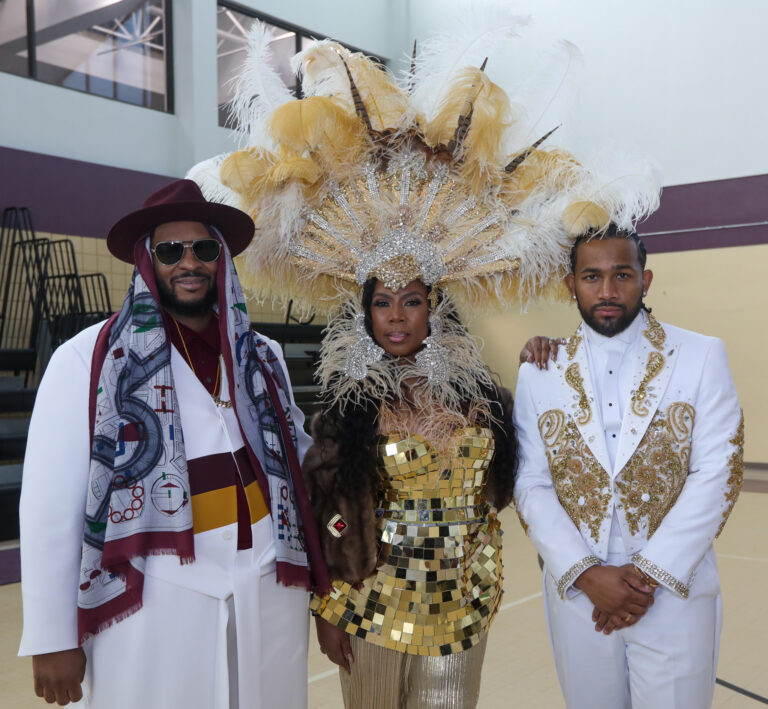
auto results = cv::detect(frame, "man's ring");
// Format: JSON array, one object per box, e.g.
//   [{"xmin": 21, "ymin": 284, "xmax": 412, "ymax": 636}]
[{"xmin": 624, "ymin": 614, "xmax": 632, "ymax": 622}]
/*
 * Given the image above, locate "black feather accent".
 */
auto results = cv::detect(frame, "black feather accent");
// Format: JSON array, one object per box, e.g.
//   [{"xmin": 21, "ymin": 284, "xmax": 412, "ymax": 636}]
[
  {"xmin": 340, "ymin": 55, "xmax": 373, "ymax": 135},
  {"xmin": 504, "ymin": 124, "xmax": 561, "ymax": 174}
]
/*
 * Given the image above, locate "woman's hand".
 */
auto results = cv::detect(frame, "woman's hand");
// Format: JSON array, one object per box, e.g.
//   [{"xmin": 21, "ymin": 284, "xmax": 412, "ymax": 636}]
[
  {"xmin": 519, "ymin": 336, "xmax": 567, "ymax": 369},
  {"xmin": 315, "ymin": 615, "xmax": 354, "ymax": 673}
]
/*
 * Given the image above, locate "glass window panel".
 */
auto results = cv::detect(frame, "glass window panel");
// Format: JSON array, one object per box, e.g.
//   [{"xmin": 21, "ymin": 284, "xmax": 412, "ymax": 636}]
[
  {"xmin": 217, "ymin": 7, "xmax": 299, "ymax": 128},
  {"xmin": 0, "ymin": 0, "xmax": 33, "ymax": 78},
  {"xmin": 215, "ymin": 4, "xmax": 387, "ymax": 128},
  {"xmin": 0, "ymin": 0, "xmax": 171, "ymax": 111}
]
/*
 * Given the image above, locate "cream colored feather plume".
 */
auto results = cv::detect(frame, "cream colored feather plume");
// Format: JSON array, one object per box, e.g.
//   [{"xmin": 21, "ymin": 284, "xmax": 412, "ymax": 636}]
[
  {"xmin": 189, "ymin": 16, "xmax": 661, "ymax": 327},
  {"xmin": 293, "ymin": 40, "xmax": 409, "ymax": 133}
]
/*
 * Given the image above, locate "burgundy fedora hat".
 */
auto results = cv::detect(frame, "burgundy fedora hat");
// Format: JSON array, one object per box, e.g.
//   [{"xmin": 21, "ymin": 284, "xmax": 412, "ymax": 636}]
[{"xmin": 107, "ymin": 179, "xmax": 254, "ymax": 264}]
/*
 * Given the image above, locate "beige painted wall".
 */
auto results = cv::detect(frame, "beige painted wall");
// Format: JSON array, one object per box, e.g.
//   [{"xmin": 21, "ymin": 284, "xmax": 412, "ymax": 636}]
[{"xmin": 469, "ymin": 243, "xmax": 768, "ymax": 464}]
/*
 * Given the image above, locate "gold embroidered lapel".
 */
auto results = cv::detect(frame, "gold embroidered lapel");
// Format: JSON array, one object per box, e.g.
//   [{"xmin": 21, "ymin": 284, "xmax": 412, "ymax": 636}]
[
  {"xmin": 615, "ymin": 314, "xmax": 677, "ymax": 476},
  {"xmin": 561, "ymin": 325, "xmax": 612, "ymax": 476}
]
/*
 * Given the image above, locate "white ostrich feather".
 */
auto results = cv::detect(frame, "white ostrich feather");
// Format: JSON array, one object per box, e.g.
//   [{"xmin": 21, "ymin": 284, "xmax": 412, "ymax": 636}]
[
  {"xmin": 292, "ymin": 39, "xmax": 353, "ymax": 101},
  {"xmin": 229, "ymin": 22, "xmax": 295, "ymax": 148},
  {"xmin": 504, "ymin": 40, "xmax": 583, "ymax": 155},
  {"xmin": 185, "ymin": 154, "xmax": 241, "ymax": 209},
  {"xmin": 567, "ymin": 148, "xmax": 662, "ymax": 232},
  {"xmin": 408, "ymin": 6, "xmax": 530, "ymax": 122}
]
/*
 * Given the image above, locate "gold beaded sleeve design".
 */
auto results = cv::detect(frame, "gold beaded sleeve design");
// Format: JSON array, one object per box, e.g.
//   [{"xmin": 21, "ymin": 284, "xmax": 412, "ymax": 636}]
[
  {"xmin": 557, "ymin": 556, "xmax": 602, "ymax": 598},
  {"xmin": 716, "ymin": 412, "xmax": 744, "ymax": 538},
  {"xmin": 631, "ymin": 553, "xmax": 689, "ymax": 599},
  {"xmin": 313, "ymin": 427, "xmax": 502, "ymax": 656}
]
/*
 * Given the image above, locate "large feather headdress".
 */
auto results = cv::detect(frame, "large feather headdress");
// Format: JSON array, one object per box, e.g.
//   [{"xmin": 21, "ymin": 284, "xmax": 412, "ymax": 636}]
[{"xmin": 189, "ymin": 15, "xmax": 660, "ymax": 317}]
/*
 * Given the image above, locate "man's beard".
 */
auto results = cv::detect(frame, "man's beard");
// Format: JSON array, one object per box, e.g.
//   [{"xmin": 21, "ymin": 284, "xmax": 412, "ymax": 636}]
[
  {"xmin": 578, "ymin": 297, "xmax": 643, "ymax": 337},
  {"xmin": 157, "ymin": 273, "xmax": 217, "ymax": 316}
]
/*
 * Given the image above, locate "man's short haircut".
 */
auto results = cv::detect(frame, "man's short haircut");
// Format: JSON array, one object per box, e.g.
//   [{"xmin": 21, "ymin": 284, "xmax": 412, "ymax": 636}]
[{"xmin": 569, "ymin": 223, "xmax": 647, "ymax": 274}]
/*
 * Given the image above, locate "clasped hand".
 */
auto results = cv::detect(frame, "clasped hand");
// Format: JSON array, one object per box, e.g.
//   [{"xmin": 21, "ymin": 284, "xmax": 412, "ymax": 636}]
[{"xmin": 575, "ymin": 564, "xmax": 656, "ymax": 635}]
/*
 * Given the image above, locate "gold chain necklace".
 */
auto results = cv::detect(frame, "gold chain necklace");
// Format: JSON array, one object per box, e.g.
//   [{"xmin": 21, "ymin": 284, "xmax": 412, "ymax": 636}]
[{"xmin": 172, "ymin": 318, "xmax": 232, "ymax": 408}]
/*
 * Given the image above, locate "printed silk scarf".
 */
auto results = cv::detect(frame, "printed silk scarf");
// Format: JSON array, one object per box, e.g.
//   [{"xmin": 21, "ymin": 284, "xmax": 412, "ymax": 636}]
[{"xmin": 77, "ymin": 236, "xmax": 328, "ymax": 640}]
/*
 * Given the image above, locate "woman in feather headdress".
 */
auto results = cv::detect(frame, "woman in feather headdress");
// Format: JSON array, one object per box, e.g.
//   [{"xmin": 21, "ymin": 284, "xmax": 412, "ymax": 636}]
[{"xmin": 188, "ymin": 12, "xmax": 659, "ymax": 707}]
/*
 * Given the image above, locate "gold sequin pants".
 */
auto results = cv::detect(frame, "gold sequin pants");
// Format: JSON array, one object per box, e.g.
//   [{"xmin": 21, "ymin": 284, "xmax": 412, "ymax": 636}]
[{"xmin": 339, "ymin": 634, "xmax": 488, "ymax": 709}]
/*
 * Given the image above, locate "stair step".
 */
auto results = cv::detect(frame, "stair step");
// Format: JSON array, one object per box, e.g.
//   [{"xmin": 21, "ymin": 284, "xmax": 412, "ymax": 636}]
[
  {"xmin": 0, "ymin": 376, "xmax": 25, "ymax": 391},
  {"xmin": 0, "ymin": 463, "xmax": 22, "ymax": 492},
  {"xmin": 0, "ymin": 388, "xmax": 36, "ymax": 414},
  {"xmin": 0, "ymin": 463, "xmax": 22, "ymax": 541},
  {"xmin": 284, "ymin": 361, "xmax": 317, "ymax": 387},
  {"xmin": 0, "ymin": 349, "xmax": 37, "ymax": 373},
  {"xmin": 283, "ymin": 343, "xmax": 321, "ymax": 358},
  {"xmin": 0, "ymin": 418, "xmax": 29, "ymax": 459},
  {"xmin": 254, "ymin": 323, "xmax": 325, "ymax": 344}
]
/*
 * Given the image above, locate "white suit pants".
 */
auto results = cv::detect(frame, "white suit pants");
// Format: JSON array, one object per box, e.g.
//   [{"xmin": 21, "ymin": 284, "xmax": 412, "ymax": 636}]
[
  {"xmin": 543, "ymin": 549, "xmax": 722, "ymax": 709},
  {"xmin": 73, "ymin": 568, "xmax": 309, "ymax": 709}
]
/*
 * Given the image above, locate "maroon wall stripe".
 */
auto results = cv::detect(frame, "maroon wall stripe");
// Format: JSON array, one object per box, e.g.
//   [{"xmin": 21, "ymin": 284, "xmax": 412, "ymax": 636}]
[
  {"xmin": 641, "ymin": 224, "xmax": 768, "ymax": 254},
  {"xmin": 0, "ymin": 146, "xmax": 175, "ymax": 239},
  {"xmin": 2, "ymin": 147, "xmax": 766, "ymax": 253},
  {"xmin": 639, "ymin": 173, "xmax": 768, "ymax": 253}
]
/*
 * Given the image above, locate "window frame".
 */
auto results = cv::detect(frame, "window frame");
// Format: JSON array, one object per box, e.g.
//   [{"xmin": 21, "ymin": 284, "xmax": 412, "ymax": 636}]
[
  {"xmin": 217, "ymin": 1, "xmax": 388, "ymax": 127},
  {"xmin": 4, "ymin": 0, "xmax": 175, "ymax": 113}
]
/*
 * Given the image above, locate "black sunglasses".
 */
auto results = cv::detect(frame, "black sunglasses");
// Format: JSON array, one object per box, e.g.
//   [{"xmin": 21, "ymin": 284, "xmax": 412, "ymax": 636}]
[{"xmin": 150, "ymin": 238, "xmax": 222, "ymax": 265}]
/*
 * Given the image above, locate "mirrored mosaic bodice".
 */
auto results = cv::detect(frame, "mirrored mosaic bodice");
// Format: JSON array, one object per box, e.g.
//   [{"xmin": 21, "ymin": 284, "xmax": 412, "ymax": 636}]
[{"xmin": 315, "ymin": 427, "xmax": 503, "ymax": 656}]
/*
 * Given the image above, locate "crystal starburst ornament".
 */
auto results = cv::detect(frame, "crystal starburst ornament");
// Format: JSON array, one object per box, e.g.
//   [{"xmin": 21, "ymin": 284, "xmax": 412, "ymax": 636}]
[
  {"xmin": 415, "ymin": 313, "xmax": 449, "ymax": 383},
  {"xmin": 344, "ymin": 314, "xmax": 385, "ymax": 381}
]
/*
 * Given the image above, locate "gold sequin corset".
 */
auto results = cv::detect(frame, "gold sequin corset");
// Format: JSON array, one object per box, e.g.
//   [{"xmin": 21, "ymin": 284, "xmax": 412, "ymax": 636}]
[{"xmin": 314, "ymin": 427, "xmax": 503, "ymax": 656}]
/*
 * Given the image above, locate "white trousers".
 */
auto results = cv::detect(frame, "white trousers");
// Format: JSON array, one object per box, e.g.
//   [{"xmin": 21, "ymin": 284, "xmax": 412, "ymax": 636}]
[
  {"xmin": 74, "ymin": 568, "xmax": 309, "ymax": 709},
  {"xmin": 543, "ymin": 549, "xmax": 722, "ymax": 709}
]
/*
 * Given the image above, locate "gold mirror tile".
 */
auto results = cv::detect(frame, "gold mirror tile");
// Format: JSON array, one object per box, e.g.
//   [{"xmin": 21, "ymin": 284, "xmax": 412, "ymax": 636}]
[{"xmin": 314, "ymin": 427, "xmax": 501, "ymax": 656}]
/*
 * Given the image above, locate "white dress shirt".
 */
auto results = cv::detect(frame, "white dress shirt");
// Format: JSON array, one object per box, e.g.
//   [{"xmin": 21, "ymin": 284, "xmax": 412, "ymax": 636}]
[{"xmin": 582, "ymin": 311, "xmax": 646, "ymax": 553}]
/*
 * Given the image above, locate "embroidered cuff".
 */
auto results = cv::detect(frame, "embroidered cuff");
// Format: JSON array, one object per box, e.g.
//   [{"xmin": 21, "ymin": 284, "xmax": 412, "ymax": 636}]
[
  {"xmin": 557, "ymin": 556, "xmax": 602, "ymax": 599},
  {"xmin": 631, "ymin": 553, "xmax": 689, "ymax": 599}
]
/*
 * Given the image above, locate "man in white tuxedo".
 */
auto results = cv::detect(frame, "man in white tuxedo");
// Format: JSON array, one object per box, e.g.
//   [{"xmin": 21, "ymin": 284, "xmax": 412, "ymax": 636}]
[{"xmin": 513, "ymin": 227, "xmax": 743, "ymax": 708}]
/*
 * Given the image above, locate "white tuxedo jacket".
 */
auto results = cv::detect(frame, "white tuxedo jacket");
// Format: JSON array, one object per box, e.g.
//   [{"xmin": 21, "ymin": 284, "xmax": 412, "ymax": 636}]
[{"xmin": 513, "ymin": 313, "xmax": 743, "ymax": 600}]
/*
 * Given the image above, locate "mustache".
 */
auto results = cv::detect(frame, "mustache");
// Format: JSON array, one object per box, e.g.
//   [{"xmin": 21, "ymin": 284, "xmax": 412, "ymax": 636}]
[
  {"xmin": 171, "ymin": 271, "xmax": 211, "ymax": 281},
  {"xmin": 591, "ymin": 301, "xmax": 626, "ymax": 311}
]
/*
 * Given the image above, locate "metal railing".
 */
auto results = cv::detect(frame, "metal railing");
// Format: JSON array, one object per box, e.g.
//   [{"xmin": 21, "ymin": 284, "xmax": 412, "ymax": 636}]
[{"xmin": 0, "ymin": 207, "xmax": 113, "ymax": 381}]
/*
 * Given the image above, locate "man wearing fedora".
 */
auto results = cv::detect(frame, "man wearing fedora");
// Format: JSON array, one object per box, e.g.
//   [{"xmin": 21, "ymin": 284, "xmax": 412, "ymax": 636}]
[{"xmin": 18, "ymin": 180, "xmax": 330, "ymax": 708}]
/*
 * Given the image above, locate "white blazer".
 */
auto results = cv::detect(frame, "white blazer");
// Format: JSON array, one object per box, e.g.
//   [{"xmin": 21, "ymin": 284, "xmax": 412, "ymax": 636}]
[
  {"xmin": 18, "ymin": 320, "xmax": 313, "ymax": 656},
  {"xmin": 513, "ymin": 313, "xmax": 743, "ymax": 600}
]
